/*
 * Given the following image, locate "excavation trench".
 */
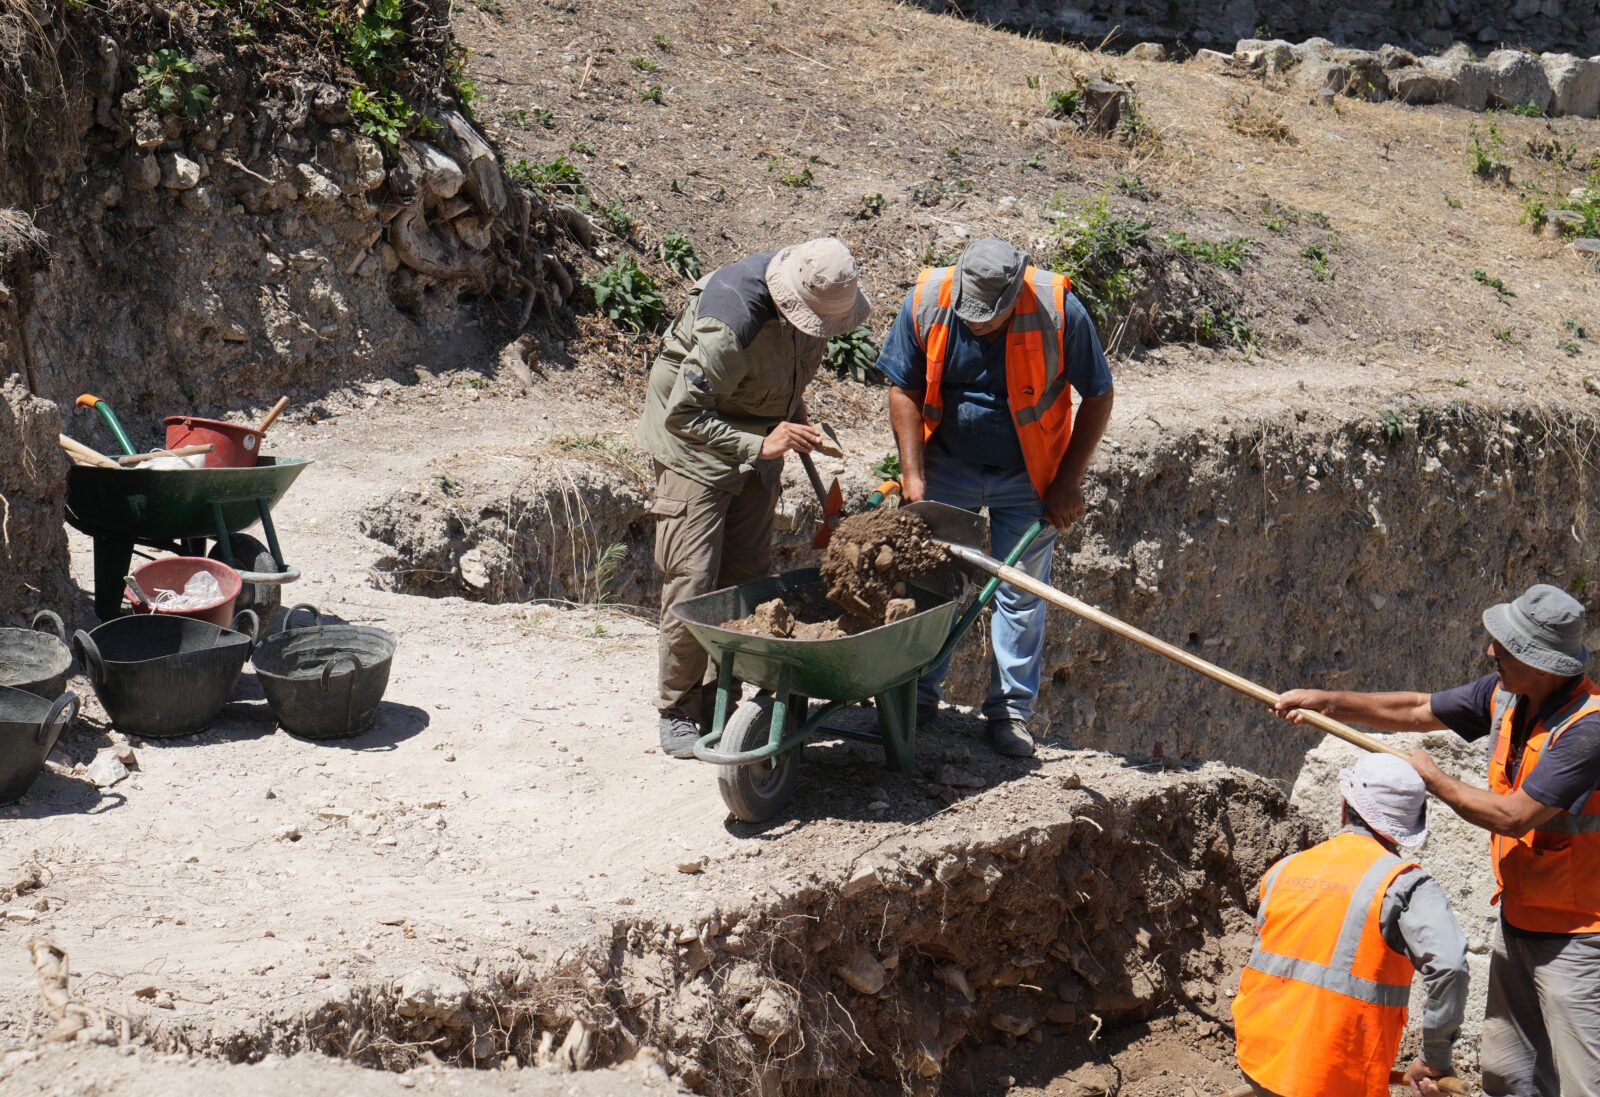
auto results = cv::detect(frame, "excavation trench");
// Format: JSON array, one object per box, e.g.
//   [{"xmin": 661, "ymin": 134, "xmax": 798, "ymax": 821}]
[{"xmin": 118, "ymin": 763, "xmax": 1307, "ymax": 1096}]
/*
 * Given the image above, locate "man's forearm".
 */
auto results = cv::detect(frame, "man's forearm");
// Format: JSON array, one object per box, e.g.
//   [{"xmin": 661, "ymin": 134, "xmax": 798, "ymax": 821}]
[
  {"xmin": 1301, "ymin": 690, "xmax": 1440, "ymax": 731},
  {"xmin": 1056, "ymin": 388, "xmax": 1113, "ymax": 486},
  {"xmin": 1413, "ymin": 768, "xmax": 1559, "ymax": 837},
  {"xmin": 887, "ymin": 385, "xmax": 926, "ymax": 483}
]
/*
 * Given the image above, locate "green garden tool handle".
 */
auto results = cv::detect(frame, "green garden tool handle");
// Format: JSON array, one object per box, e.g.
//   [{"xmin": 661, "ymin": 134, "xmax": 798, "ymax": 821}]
[
  {"xmin": 75, "ymin": 394, "xmax": 136, "ymax": 456},
  {"xmin": 864, "ymin": 479, "xmax": 901, "ymax": 509}
]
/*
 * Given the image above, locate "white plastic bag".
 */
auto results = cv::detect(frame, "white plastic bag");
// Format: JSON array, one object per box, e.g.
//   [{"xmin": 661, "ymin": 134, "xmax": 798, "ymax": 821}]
[{"xmin": 152, "ymin": 570, "xmax": 224, "ymax": 611}]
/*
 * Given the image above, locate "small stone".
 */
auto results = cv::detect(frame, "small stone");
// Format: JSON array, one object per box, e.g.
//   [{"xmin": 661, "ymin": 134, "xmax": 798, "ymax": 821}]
[
  {"xmin": 180, "ymin": 185, "xmax": 211, "ymax": 213},
  {"xmin": 112, "ymin": 744, "xmax": 137, "ymax": 767},
  {"xmin": 152, "ymin": 992, "xmax": 175, "ymax": 1010},
  {"xmin": 395, "ymin": 968, "xmax": 470, "ymax": 1023},
  {"xmin": 351, "ymin": 816, "xmax": 381, "ymax": 837},
  {"xmin": 85, "ymin": 751, "xmax": 129, "ymax": 789},
  {"xmin": 836, "ymin": 949, "xmax": 887, "ymax": 995},
  {"xmin": 263, "ymin": 788, "xmax": 277, "ymax": 800},
  {"xmin": 158, "ymin": 152, "xmax": 201, "ymax": 190},
  {"xmin": 125, "ymin": 153, "xmax": 161, "ymax": 192},
  {"xmin": 745, "ymin": 984, "xmax": 797, "ymax": 1039},
  {"xmin": 873, "ymin": 544, "xmax": 895, "ymax": 571},
  {"xmin": 274, "ymin": 825, "xmax": 301, "ymax": 842},
  {"xmin": 840, "ymin": 862, "xmax": 881, "ymax": 898},
  {"xmin": 1128, "ymin": 42, "xmax": 1166, "ymax": 62},
  {"xmin": 677, "ymin": 859, "xmax": 705, "ymax": 875}
]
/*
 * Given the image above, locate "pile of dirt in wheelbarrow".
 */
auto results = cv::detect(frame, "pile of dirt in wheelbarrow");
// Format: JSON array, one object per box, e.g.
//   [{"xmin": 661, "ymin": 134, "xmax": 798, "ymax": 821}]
[
  {"xmin": 721, "ymin": 509, "xmax": 947, "ymax": 638},
  {"xmin": 820, "ymin": 508, "xmax": 948, "ymax": 618}
]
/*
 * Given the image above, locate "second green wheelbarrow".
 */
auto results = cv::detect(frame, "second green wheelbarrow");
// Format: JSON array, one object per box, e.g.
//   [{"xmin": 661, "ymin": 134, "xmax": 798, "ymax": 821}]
[{"xmin": 672, "ymin": 503, "xmax": 1044, "ymax": 823}]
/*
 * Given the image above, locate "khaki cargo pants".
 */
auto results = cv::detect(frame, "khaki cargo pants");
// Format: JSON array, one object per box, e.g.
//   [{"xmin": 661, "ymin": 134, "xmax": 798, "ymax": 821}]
[{"xmin": 651, "ymin": 463, "xmax": 780, "ymax": 723}]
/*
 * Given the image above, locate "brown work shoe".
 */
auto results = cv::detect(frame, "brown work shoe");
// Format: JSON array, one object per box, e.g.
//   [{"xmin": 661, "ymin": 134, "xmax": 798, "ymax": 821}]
[{"xmin": 987, "ymin": 718, "xmax": 1035, "ymax": 758}]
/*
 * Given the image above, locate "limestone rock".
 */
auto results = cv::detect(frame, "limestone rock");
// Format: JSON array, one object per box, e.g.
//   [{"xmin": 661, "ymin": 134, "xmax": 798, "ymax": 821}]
[
  {"xmin": 1192, "ymin": 48, "xmax": 1235, "ymax": 70},
  {"xmin": 394, "ymin": 968, "xmax": 470, "ymax": 1023},
  {"xmin": 1082, "ymin": 80, "xmax": 1128, "ymax": 134},
  {"xmin": 744, "ymin": 985, "xmax": 797, "ymax": 1040},
  {"xmin": 1294, "ymin": 38, "xmax": 1336, "ymax": 62},
  {"xmin": 292, "ymin": 163, "xmax": 341, "ymax": 209},
  {"xmin": 840, "ymin": 861, "xmax": 881, "ymax": 899},
  {"xmin": 989, "ymin": 999, "xmax": 1038, "ymax": 1036},
  {"xmin": 1541, "ymin": 53, "xmax": 1600, "ymax": 116},
  {"xmin": 412, "ymin": 142, "xmax": 465, "ymax": 199},
  {"xmin": 1390, "ymin": 66, "xmax": 1455, "ymax": 104},
  {"xmin": 125, "ymin": 153, "xmax": 160, "ymax": 192},
  {"xmin": 158, "ymin": 152, "xmax": 200, "ymax": 190},
  {"xmin": 1330, "ymin": 49, "xmax": 1388, "ymax": 100},
  {"xmin": 836, "ymin": 949, "xmax": 887, "ymax": 995},
  {"xmin": 1295, "ymin": 59, "xmax": 1349, "ymax": 96},
  {"xmin": 1234, "ymin": 38, "xmax": 1295, "ymax": 73},
  {"xmin": 1127, "ymin": 42, "xmax": 1166, "ymax": 62},
  {"xmin": 1377, "ymin": 44, "xmax": 1418, "ymax": 70},
  {"xmin": 1485, "ymin": 49, "xmax": 1553, "ymax": 112},
  {"xmin": 85, "ymin": 751, "xmax": 128, "ymax": 789},
  {"xmin": 1423, "ymin": 55, "xmax": 1491, "ymax": 109}
]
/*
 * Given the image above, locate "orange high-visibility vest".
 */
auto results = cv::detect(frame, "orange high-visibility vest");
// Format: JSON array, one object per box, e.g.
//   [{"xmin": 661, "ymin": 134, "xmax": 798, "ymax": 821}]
[
  {"xmin": 1233, "ymin": 831, "xmax": 1418, "ymax": 1097},
  {"xmin": 1487, "ymin": 678, "xmax": 1600, "ymax": 935},
  {"xmin": 911, "ymin": 265, "xmax": 1074, "ymax": 499}
]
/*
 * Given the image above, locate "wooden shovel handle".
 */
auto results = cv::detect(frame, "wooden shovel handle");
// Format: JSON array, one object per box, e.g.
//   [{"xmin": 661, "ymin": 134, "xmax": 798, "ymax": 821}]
[
  {"xmin": 116, "ymin": 444, "xmax": 215, "ymax": 466},
  {"xmin": 59, "ymin": 435, "xmax": 121, "ymax": 469},
  {"xmin": 255, "ymin": 396, "xmax": 290, "ymax": 434},
  {"xmin": 946, "ymin": 546, "xmax": 1411, "ymax": 761}
]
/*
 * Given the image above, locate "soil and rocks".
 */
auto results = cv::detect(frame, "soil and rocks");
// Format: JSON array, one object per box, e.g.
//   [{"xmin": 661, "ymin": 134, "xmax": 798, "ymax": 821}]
[
  {"xmin": 820, "ymin": 509, "xmax": 949, "ymax": 620},
  {"xmin": 0, "ymin": 378, "xmax": 70, "ymax": 620}
]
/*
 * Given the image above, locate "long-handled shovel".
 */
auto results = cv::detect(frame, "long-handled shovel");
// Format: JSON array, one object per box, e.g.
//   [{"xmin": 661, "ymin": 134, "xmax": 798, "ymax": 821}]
[{"xmin": 913, "ymin": 501, "xmax": 1408, "ymax": 760}]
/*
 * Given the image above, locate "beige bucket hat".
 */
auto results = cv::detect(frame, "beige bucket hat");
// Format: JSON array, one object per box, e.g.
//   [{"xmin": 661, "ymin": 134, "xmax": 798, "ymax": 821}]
[{"xmin": 765, "ymin": 238, "xmax": 871, "ymax": 338}]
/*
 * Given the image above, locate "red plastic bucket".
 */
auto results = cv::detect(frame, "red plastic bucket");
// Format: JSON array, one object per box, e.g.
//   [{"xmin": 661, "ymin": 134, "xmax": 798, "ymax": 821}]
[
  {"xmin": 125, "ymin": 557, "xmax": 242, "ymax": 627},
  {"xmin": 163, "ymin": 416, "xmax": 265, "ymax": 468}
]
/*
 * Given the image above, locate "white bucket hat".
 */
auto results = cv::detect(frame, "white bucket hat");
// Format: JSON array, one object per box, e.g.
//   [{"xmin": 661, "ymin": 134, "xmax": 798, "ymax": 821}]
[
  {"xmin": 765, "ymin": 238, "xmax": 871, "ymax": 338},
  {"xmin": 1339, "ymin": 754, "xmax": 1428, "ymax": 848}
]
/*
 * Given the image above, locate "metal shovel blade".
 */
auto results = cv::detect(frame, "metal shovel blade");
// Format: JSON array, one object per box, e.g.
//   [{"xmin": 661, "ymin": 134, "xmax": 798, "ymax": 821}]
[{"xmin": 902, "ymin": 500, "xmax": 987, "ymax": 553}]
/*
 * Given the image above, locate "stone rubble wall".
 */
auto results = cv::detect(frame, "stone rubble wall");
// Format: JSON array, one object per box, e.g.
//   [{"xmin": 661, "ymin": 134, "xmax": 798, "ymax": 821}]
[{"xmin": 917, "ymin": 0, "xmax": 1600, "ymax": 62}]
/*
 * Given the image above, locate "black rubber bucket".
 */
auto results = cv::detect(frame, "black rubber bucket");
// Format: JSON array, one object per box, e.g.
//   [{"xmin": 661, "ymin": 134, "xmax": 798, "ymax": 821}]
[
  {"xmin": 73, "ymin": 610, "xmax": 258, "ymax": 739},
  {"xmin": 0, "ymin": 611, "xmax": 74, "ymax": 700},
  {"xmin": 0, "ymin": 686, "xmax": 79, "ymax": 803},
  {"xmin": 252, "ymin": 605, "xmax": 396, "ymax": 740}
]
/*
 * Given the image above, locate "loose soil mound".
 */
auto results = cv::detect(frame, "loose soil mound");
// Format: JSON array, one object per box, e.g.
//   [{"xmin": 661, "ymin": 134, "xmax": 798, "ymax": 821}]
[
  {"xmin": 820, "ymin": 509, "xmax": 947, "ymax": 619},
  {"xmin": 722, "ymin": 591, "xmax": 919, "ymax": 638}
]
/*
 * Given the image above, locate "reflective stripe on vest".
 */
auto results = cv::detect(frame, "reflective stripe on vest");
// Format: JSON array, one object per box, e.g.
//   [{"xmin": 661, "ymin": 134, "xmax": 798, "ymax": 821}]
[
  {"xmin": 1487, "ymin": 678, "xmax": 1600, "ymax": 934},
  {"xmin": 911, "ymin": 265, "xmax": 1074, "ymax": 498},
  {"xmin": 1233, "ymin": 832, "xmax": 1417, "ymax": 1097},
  {"xmin": 1245, "ymin": 843, "xmax": 1414, "ymax": 1008}
]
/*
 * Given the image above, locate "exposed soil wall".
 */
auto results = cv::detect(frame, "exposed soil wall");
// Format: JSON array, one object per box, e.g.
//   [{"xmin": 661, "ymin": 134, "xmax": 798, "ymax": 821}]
[
  {"xmin": 922, "ymin": 0, "xmax": 1600, "ymax": 57},
  {"xmin": 0, "ymin": 376, "xmax": 71, "ymax": 621},
  {"xmin": 1, "ymin": 0, "xmax": 571, "ymax": 442}
]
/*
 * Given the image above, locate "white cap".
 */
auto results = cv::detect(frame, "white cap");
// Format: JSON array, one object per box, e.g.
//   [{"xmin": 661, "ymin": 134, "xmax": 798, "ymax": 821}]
[{"xmin": 1338, "ymin": 754, "xmax": 1428, "ymax": 848}]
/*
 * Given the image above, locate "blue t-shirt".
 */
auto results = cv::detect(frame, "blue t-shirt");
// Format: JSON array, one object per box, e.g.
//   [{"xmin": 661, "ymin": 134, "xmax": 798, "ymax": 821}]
[
  {"xmin": 1430, "ymin": 674, "xmax": 1600, "ymax": 815},
  {"xmin": 874, "ymin": 287, "xmax": 1112, "ymax": 471}
]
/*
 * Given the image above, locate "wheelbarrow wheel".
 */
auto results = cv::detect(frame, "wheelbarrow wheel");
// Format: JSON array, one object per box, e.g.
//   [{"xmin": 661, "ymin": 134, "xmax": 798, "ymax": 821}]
[
  {"xmin": 210, "ymin": 534, "xmax": 281, "ymax": 625},
  {"xmin": 717, "ymin": 694, "xmax": 799, "ymax": 824}
]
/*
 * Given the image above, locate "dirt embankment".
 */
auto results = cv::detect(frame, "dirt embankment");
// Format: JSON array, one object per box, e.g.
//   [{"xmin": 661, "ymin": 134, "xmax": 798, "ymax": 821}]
[
  {"xmin": 0, "ymin": 378, "xmax": 70, "ymax": 621},
  {"xmin": 0, "ymin": 0, "xmax": 575, "ymax": 440}
]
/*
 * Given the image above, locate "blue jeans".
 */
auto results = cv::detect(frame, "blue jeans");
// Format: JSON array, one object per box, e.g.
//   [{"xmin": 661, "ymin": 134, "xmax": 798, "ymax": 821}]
[{"xmin": 918, "ymin": 451, "xmax": 1057, "ymax": 722}]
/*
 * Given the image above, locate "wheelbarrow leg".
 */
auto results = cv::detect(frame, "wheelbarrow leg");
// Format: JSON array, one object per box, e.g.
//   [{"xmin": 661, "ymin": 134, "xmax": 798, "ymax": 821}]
[
  {"xmin": 874, "ymin": 676, "xmax": 919, "ymax": 772},
  {"xmin": 91, "ymin": 537, "xmax": 133, "ymax": 621}
]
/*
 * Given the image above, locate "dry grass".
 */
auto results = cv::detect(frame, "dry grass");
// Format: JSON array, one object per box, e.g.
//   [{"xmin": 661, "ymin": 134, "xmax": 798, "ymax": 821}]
[{"xmin": 1225, "ymin": 92, "xmax": 1299, "ymax": 144}]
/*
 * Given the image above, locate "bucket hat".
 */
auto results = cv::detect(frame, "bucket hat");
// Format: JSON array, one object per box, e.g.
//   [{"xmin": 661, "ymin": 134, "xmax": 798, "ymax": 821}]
[
  {"xmin": 765, "ymin": 238, "xmax": 871, "ymax": 338},
  {"xmin": 1483, "ymin": 583, "xmax": 1588, "ymax": 678},
  {"xmin": 1339, "ymin": 754, "xmax": 1428, "ymax": 848},
  {"xmin": 952, "ymin": 237, "xmax": 1030, "ymax": 324}
]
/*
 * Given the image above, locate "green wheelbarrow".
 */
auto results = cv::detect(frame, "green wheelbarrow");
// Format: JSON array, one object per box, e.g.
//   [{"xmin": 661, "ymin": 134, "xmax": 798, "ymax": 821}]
[
  {"xmin": 671, "ymin": 502, "xmax": 1045, "ymax": 822},
  {"xmin": 65, "ymin": 458, "xmax": 311, "ymax": 622}
]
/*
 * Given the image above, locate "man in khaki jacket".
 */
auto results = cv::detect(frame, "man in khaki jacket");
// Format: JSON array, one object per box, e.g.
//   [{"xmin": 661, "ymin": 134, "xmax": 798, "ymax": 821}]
[{"xmin": 637, "ymin": 238, "xmax": 870, "ymax": 758}]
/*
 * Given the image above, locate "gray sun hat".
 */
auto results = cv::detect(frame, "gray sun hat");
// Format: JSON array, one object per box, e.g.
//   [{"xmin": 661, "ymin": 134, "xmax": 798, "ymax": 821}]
[
  {"xmin": 952, "ymin": 237, "xmax": 1030, "ymax": 324},
  {"xmin": 1339, "ymin": 753, "xmax": 1429, "ymax": 848},
  {"xmin": 765, "ymin": 238, "xmax": 871, "ymax": 339},
  {"xmin": 1483, "ymin": 583, "xmax": 1589, "ymax": 677}
]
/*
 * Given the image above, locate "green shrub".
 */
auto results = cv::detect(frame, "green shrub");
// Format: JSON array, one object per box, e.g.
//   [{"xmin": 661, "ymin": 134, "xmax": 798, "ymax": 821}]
[
  {"xmin": 1468, "ymin": 122, "xmax": 1510, "ymax": 182},
  {"xmin": 1301, "ymin": 243, "xmax": 1334, "ymax": 281},
  {"xmin": 1046, "ymin": 87, "xmax": 1083, "ymax": 118},
  {"xmin": 348, "ymin": 87, "xmax": 429, "ymax": 154},
  {"xmin": 138, "ymin": 50, "xmax": 212, "ymax": 116},
  {"xmin": 640, "ymin": 84, "xmax": 664, "ymax": 104},
  {"xmin": 1162, "ymin": 231, "xmax": 1250, "ymax": 272},
  {"xmin": 1041, "ymin": 195, "xmax": 1154, "ymax": 333},
  {"xmin": 585, "ymin": 256, "xmax": 666, "ymax": 333},
  {"xmin": 824, "ymin": 324, "xmax": 880, "ymax": 384},
  {"xmin": 342, "ymin": 0, "xmax": 406, "ymax": 71},
  {"xmin": 601, "ymin": 199, "xmax": 634, "ymax": 237},
  {"xmin": 872, "ymin": 452, "xmax": 901, "ymax": 480},
  {"xmin": 660, "ymin": 233, "xmax": 701, "ymax": 279},
  {"xmin": 630, "ymin": 56, "xmax": 657, "ymax": 72}
]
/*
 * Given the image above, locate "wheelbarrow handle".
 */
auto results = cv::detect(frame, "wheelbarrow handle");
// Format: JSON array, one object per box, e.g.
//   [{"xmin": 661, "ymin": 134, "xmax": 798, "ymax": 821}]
[
  {"xmin": 72, "ymin": 630, "xmax": 105, "ymax": 687},
  {"xmin": 320, "ymin": 652, "xmax": 362, "ymax": 690},
  {"xmin": 286, "ymin": 604, "xmax": 321, "ymax": 631},
  {"xmin": 38, "ymin": 692, "xmax": 79, "ymax": 750},
  {"xmin": 30, "ymin": 609, "xmax": 66, "ymax": 642},
  {"xmin": 230, "ymin": 609, "xmax": 261, "ymax": 648}
]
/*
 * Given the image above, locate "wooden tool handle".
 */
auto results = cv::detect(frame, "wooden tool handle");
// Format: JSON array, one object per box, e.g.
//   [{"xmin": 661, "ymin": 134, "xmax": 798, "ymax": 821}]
[
  {"xmin": 796, "ymin": 451, "xmax": 829, "ymax": 506},
  {"xmin": 255, "ymin": 396, "xmax": 290, "ymax": 434},
  {"xmin": 116, "ymin": 444, "xmax": 215, "ymax": 466},
  {"xmin": 946, "ymin": 545, "xmax": 1411, "ymax": 761},
  {"xmin": 59, "ymin": 435, "xmax": 121, "ymax": 469}
]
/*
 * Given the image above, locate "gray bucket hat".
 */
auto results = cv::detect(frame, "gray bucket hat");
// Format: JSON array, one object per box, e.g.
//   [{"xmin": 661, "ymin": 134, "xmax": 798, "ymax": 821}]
[
  {"xmin": 1340, "ymin": 754, "xmax": 1428, "ymax": 848},
  {"xmin": 952, "ymin": 237, "xmax": 1030, "ymax": 324},
  {"xmin": 1483, "ymin": 583, "xmax": 1588, "ymax": 677},
  {"xmin": 765, "ymin": 238, "xmax": 871, "ymax": 339}
]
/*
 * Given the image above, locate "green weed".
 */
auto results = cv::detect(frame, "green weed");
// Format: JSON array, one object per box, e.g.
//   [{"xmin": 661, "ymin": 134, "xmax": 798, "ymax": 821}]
[
  {"xmin": 660, "ymin": 233, "xmax": 701, "ymax": 279},
  {"xmin": 1301, "ymin": 243, "xmax": 1334, "ymax": 281},
  {"xmin": 651, "ymin": 32, "xmax": 673, "ymax": 50},
  {"xmin": 600, "ymin": 199, "xmax": 634, "ymax": 237},
  {"xmin": 640, "ymin": 84, "xmax": 664, "ymax": 104},
  {"xmin": 1162, "ymin": 231, "xmax": 1250, "ymax": 272},
  {"xmin": 1468, "ymin": 121, "xmax": 1511, "ymax": 183},
  {"xmin": 1470, "ymin": 268, "xmax": 1514, "ymax": 297},
  {"xmin": 630, "ymin": 56, "xmax": 657, "ymax": 72},
  {"xmin": 1561, "ymin": 340, "xmax": 1582, "ymax": 356},
  {"xmin": 1564, "ymin": 318, "xmax": 1588, "ymax": 339},
  {"xmin": 1444, "ymin": 194, "xmax": 1463, "ymax": 209},
  {"xmin": 872, "ymin": 452, "xmax": 901, "ymax": 480},
  {"xmin": 779, "ymin": 167, "xmax": 815, "ymax": 188},
  {"xmin": 505, "ymin": 155, "xmax": 586, "ymax": 197},
  {"xmin": 824, "ymin": 324, "xmax": 880, "ymax": 384},
  {"xmin": 859, "ymin": 193, "xmax": 887, "ymax": 218},
  {"xmin": 1047, "ymin": 87, "xmax": 1084, "ymax": 118},
  {"xmin": 446, "ymin": 45, "xmax": 479, "ymax": 112},
  {"xmin": 1042, "ymin": 195, "xmax": 1154, "ymax": 334},
  {"xmin": 1494, "ymin": 327, "xmax": 1515, "ymax": 343},
  {"xmin": 584, "ymin": 256, "xmax": 666, "ymax": 333},
  {"xmin": 342, "ymin": 0, "xmax": 406, "ymax": 71},
  {"xmin": 348, "ymin": 87, "xmax": 427, "ymax": 154},
  {"xmin": 1379, "ymin": 409, "xmax": 1404, "ymax": 444}
]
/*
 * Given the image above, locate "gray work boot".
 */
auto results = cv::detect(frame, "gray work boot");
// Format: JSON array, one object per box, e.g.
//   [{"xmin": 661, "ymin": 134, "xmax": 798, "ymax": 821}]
[
  {"xmin": 987, "ymin": 718, "xmax": 1035, "ymax": 758},
  {"xmin": 658, "ymin": 712, "xmax": 701, "ymax": 760}
]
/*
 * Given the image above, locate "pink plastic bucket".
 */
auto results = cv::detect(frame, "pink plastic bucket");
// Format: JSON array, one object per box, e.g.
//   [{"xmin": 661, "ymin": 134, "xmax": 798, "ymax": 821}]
[{"xmin": 125, "ymin": 557, "xmax": 242, "ymax": 627}]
